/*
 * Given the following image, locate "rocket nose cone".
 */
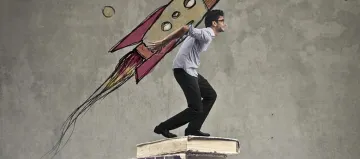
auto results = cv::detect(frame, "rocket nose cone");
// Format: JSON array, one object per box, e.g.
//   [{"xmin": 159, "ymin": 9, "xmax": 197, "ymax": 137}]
[{"xmin": 203, "ymin": 0, "xmax": 219, "ymax": 9}]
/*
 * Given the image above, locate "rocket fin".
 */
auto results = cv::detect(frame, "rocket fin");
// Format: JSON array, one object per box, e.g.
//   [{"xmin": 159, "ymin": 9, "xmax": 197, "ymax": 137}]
[
  {"xmin": 203, "ymin": 0, "xmax": 220, "ymax": 10},
  {"xmin": 135, "ymin": 38, "xmax": 178, "ymax": 83},
  {"xmin": 109, "ymin": 5, "xmax": 167, "ymax": 53}
]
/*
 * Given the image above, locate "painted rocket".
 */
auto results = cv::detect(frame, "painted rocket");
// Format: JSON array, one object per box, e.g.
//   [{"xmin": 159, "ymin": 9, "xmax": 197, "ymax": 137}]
[
  {"xmin": 109, "ymin": 0, "xmax": 220, "ymax": 83},
  {"xmin": 42, "ymin": 2, "xmax": 221, "ymax": 158}
]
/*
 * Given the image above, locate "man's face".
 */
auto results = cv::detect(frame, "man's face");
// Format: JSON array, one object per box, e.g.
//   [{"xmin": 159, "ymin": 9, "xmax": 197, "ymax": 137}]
[{"xmin": 215, "ymin": 16, "xmax": 226, "ymax": 32}]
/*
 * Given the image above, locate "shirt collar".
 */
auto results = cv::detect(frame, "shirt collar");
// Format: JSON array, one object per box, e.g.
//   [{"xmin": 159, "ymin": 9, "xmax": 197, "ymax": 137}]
[{"xmin": 206, "ymin": 27, "xmax": 215, "ymax": 37}]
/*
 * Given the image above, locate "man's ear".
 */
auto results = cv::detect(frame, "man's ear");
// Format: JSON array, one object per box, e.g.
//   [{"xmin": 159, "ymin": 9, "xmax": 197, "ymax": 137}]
[{"xmin": 212, "ymin": 21, "xmax": 217, "ymax": 27}]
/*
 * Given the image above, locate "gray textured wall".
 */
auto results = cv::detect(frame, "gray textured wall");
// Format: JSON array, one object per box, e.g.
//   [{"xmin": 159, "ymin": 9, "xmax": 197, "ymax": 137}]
[{"xmin": 1, "ymin": 0, "xmax": 359, "ymax": 159}]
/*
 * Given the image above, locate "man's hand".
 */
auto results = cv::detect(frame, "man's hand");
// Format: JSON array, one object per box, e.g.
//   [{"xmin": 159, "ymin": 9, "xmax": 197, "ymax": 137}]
[{"xmin": 148, "ymin": 39, "xmax": 167, "ymax": 53}]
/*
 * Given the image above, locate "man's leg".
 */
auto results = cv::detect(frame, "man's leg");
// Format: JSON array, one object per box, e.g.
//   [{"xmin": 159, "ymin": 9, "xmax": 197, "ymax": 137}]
[
  {"xmin": 154, "ymin": 68, "xmax": 203, "ymax": 138},
  {"xmin": 186, "ymin": 73, "xmax": 217, "ymax": 135}
]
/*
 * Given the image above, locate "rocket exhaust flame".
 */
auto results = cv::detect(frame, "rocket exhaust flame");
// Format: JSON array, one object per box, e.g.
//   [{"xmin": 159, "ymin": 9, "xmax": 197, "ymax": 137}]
[{"xmin": 41, "ymin": 52, "xmax": 143, "ymax": 159}]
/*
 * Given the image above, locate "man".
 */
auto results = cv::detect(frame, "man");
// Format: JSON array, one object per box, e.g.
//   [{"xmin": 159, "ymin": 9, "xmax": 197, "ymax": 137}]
[{"xmin": 148, "ymin": 9, "xmax": 227, "ymax": 138}]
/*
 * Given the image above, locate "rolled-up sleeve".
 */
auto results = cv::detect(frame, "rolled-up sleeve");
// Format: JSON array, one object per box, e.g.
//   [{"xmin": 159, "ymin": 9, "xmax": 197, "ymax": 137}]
[{"xmin": 186, "ymin": 25, "xmax": 211, "ymax": 42}]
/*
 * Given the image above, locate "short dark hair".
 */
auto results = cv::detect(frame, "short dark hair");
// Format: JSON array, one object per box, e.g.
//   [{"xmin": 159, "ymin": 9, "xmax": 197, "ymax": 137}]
[{"xmin": 204, "ymin": 9, "xmax": 224, "ymax": 27}]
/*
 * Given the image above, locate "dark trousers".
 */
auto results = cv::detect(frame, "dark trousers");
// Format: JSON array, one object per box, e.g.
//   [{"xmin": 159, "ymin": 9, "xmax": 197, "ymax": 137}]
[{"xmin": 158, "ymin": 68, "xmax": 217, "ymax": 131}]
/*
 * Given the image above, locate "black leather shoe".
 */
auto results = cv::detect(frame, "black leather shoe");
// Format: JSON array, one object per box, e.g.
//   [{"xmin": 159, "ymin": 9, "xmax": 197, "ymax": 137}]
[
  {"xmin": 154, "ymin": 126, "xmax": 177, "ymax": 138},
  {"xmin": 185, "ymin": 129, "xmax": 210, "ymax": 136}
]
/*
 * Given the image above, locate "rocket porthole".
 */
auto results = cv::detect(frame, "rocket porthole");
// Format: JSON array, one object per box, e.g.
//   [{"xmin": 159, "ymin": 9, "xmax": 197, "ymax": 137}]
[
  {"xmin": 184, "ymin": 0, "xmax": 196, "ymax": 9},
  {"xmin": 161, "ymin": 21, "xmax": 172, "ymax": 31},
  {"xmin": 172, "ymin": 11, "xmax": 180, "ymax": 19}
]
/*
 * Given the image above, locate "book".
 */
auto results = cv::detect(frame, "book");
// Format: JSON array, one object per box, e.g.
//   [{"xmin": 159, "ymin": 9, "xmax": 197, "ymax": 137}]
[
  {"xmin": 134, "ymin": 152, "xmax": 228, "ymax": 159},
  {"xmin": 136, "ymin": 136, "xmax": 240, "ymax": 158}
]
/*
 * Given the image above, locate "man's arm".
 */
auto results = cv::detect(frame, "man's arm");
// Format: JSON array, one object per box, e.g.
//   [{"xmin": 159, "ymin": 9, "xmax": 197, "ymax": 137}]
[
  {"xmin": 186, "ymin": 25, "xmax": 211, "ymax": 42},
  {"xmin": 162, "ymin": 25, "xmax": 190, "ymax": 44},
  {"xmin": 148, "ymin": 25, "xmax": 189, "ymax": 52},
  {"xmin": 148, "ymin": 25, "xmax": 211, "ymax": 52}
]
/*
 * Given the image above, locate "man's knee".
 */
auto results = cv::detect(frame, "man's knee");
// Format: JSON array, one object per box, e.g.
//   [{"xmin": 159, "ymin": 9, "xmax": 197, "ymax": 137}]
[
  {"xmin": 205, "ymin": 89, "xmax": 217, "ymax": 101},
  {"xmin": 211, "ymin": 90, "xmax": 217, "ymax": 100}
]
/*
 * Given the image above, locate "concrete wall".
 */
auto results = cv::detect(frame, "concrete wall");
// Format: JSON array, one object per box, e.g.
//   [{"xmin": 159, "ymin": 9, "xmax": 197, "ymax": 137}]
[{"xmin": 1, "ymin": 0, "xmax": 359, "ymax": 159}]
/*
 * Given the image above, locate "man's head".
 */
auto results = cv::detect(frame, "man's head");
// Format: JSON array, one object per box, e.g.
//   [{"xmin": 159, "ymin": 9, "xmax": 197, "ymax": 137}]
[{"xmin": 205, "ymin": 9, "xmax": 226, "ymax": 33}]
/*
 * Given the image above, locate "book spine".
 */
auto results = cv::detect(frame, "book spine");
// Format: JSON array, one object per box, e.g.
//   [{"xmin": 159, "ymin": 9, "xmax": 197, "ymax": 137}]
[{"xmin": 136, "ymin": 154, "xmax": 182, "ymax": 159}]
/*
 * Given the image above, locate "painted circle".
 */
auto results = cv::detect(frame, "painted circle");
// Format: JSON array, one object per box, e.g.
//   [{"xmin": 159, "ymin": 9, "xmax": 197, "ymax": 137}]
[
  {"xmin": 102, "ymin": 6, "xmax": 115, "ymax": 18},
  {"xmin": 172, "ymin": 11, "xmax": 181, "ymax": 19},
  {"xmin": 161, "ymin": 21, "xmax": 172, "ymax": 31},
  {"xmin": 184, "ymin": 0, "xmax": 196, "ymax": 9}
]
